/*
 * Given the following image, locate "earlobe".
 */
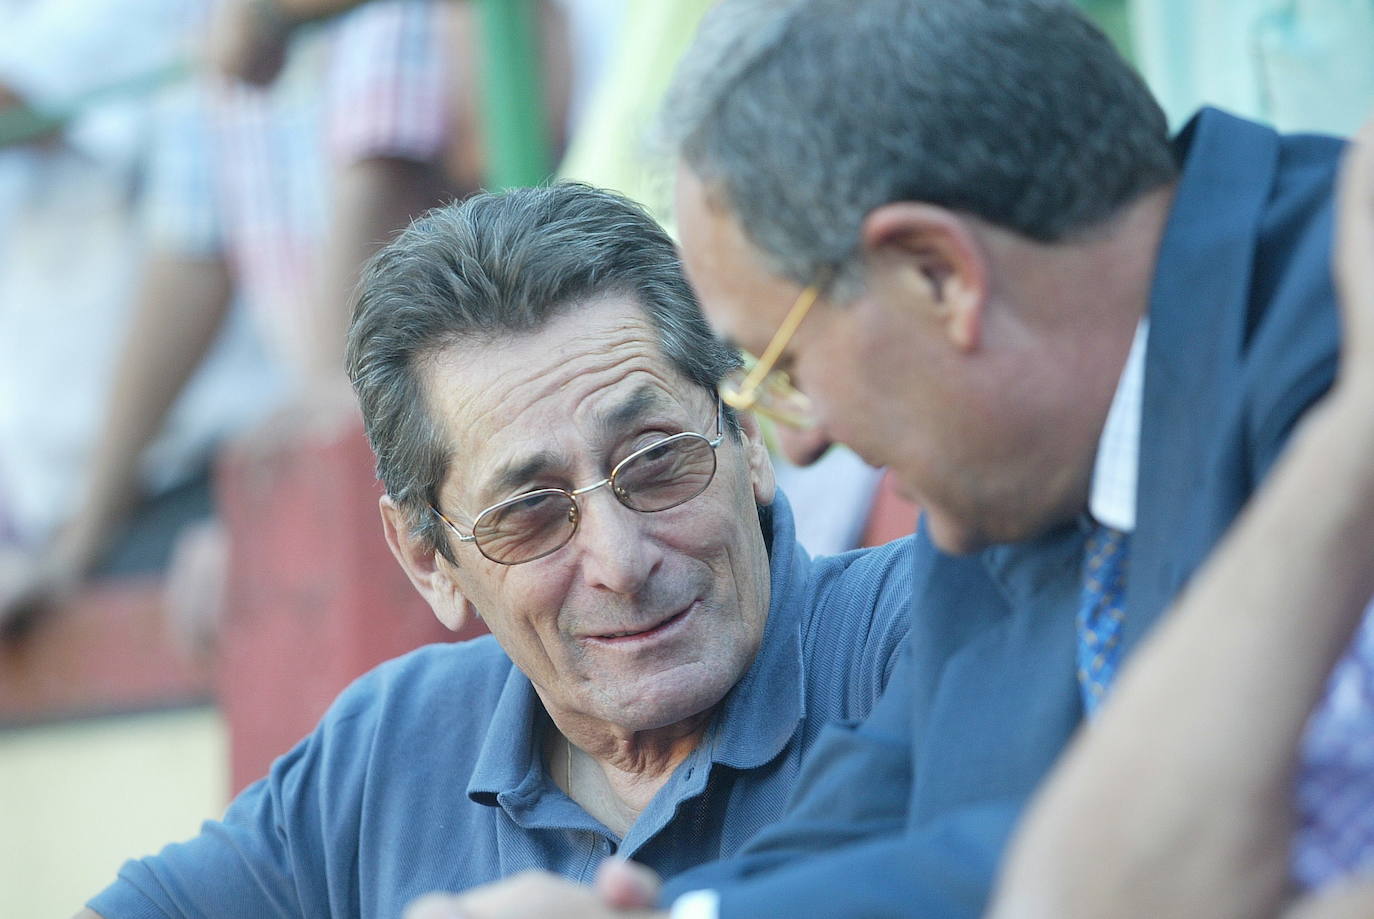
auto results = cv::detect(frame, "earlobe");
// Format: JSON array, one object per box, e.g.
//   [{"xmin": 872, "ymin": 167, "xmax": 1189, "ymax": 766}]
[
  {"xmin": 860, "ymin": 202, "xmax": 988, "ymax": 353},
  {"xmin": 943, "ymin": 277, "xmax": 982, "ymax": 352},
  {"xmin": 379, "ymin": 495, "xmax": 476, "ymax": 633}
]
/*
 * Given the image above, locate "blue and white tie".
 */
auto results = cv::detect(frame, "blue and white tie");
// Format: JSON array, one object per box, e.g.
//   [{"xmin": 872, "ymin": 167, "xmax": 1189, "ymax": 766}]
[{"xmin": 1077, "ymin": 525, "xmax": 1129, "ymax": 717}]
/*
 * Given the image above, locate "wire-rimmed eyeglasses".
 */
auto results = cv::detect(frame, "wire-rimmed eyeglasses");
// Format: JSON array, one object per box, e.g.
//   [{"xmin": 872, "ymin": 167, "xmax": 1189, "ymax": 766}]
[{"xmin": 430, "ymin": 400, "xmax": 725, "ymax": 565}]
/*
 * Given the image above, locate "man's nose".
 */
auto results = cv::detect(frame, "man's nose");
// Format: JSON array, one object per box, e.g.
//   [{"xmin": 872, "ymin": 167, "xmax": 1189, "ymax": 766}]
[
  {"xmin": 573, "ymin": 488, "xmax": 664, "ymax": 595},
  {"xmin": 774, "ymin": 422, "xmax": 833, "ymax": 467}
]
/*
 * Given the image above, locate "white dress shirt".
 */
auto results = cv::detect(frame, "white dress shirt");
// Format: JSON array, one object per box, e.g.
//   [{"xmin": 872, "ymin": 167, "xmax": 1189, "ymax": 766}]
[{"xmin": 1089, "ymin": 320, "xmax": 1150, "ymax": 532}]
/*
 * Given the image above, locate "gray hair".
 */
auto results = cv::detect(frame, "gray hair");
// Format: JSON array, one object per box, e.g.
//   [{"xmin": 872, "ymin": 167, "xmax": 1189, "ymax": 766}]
[
  {"xmin": 346, "ymin": 183, "xmax": 743, "ymax": 561},
  {"xmin": 660, "ymin": 0, "xmax": 1178, "ymax": 295}
]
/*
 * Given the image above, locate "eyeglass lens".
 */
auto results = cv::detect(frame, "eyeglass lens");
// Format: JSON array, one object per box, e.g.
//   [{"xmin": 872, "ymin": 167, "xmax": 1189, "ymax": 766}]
[{"xmin": 471, "ymin": 433, "xmax": 718, "ymax": 564}]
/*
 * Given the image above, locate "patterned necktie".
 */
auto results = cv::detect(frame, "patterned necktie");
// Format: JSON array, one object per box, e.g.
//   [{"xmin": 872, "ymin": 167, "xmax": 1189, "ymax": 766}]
[
  {"xmin": 1077, "ymin": 525, "xmax": 1129, "ymax": 717},
  {"xmin": 1293, "ymin": 601, "xmax": 1374, "ymax": 887}
]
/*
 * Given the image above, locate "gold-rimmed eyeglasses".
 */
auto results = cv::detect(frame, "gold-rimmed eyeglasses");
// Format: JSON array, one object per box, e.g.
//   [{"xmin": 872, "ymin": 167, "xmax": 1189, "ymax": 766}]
[
  {"xmin": 718, "ymin": 278, "xmax": 827, "ymax": 430},
  {"xmin": 430, "ymin": 400, "xmax": 725, "ymax": 565}
]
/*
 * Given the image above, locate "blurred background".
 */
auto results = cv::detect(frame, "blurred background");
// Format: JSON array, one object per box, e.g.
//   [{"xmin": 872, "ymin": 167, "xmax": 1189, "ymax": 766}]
[{"xmin": 1, "ymin": 0, "xmax": 1371, "ymax": 914}]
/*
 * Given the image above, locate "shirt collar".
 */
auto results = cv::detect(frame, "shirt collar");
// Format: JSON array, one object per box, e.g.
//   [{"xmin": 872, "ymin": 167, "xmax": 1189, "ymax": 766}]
[
  {"xmin": 465, "ymin": 491, "xmax": 807, "ymax": 804},
  {"xmin": 706, "ymin": 490, "xmax": 806, "ymax": 770},
  {"xmin": 1089, "ymin": 318, "xmax": 1149, "ymax": 533}
]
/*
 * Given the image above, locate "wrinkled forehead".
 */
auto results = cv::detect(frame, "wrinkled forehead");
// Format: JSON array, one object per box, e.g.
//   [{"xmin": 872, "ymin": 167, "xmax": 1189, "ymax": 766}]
[{"xmin": 418, "ymin": 299, "xmax": 714, "ymax": 502}]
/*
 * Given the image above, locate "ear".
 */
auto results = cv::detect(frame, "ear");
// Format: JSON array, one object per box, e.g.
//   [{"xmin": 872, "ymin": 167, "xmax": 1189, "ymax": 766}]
[
  {"xmin": 379, "ymin": 494, "xmax": 478, "ymax": 633},
  {"xmin": 859, "ymin": 202, "xmax": 988, "ymax": 353},
  {"xmin": 736, "ymin": 410, "xmax": 777, "ymax": 506}
]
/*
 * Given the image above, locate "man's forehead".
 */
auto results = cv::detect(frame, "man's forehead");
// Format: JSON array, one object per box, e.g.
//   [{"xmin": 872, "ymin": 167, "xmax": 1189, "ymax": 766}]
[
  {"xmin": 432, "ymin": 348, "xmax": 706, "ymax": 505},
  {"xmin": 421, "ymin": 294, "xmax": 668, "ymax": 412},
  {"xmin": 480, "ymin": 385, "xmax": 701, "ymax": 501}
]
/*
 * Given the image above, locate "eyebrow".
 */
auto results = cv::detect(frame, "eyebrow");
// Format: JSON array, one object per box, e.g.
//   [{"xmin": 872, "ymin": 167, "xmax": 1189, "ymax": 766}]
[
  {"xmin": 474, "ymin": 385, "xmax": 677, "ymax": 503},
  {"xmin": 599, "ymin": 385, "xmax": 671, "ymax": 438}
]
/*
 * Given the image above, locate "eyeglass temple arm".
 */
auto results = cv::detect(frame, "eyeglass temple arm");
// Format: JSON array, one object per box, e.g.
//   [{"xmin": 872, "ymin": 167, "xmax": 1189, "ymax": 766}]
[
  {"xmin": 430, "ymin": 504, "xmax": 476, "ymax": 543},
  {"xmin": 735, "ymin": 283, "xmax": 824, "ymax": 400}
]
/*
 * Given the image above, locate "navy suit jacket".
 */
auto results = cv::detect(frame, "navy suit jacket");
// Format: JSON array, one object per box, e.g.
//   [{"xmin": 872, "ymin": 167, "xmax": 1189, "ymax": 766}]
[{"xmin": 664, "ymin": 109, "xmax": 1344, "ymax": 917}]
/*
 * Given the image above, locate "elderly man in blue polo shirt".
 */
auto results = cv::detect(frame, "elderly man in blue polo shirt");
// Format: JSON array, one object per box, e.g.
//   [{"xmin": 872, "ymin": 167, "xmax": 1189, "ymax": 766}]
[{"xmin": 76, "ymin": 185, "xmax": 911, "ymax": 919}]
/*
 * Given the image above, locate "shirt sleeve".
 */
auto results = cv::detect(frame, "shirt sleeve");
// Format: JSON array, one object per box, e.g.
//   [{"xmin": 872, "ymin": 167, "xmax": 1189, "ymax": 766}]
[
  {"xmin": 86, "ymin": 695, "xmax": 369, "ymax": 919},
  {"xmin": 713, "ymin": 800, "xmax": 1016, "ymax": 919},
  {"xmin": 661, "ymin": 627, "xmax": 1017, "ymax": 918},
  {"xmin": 87, "ymin": 758, "xmax": 315, "ymax": 918}
]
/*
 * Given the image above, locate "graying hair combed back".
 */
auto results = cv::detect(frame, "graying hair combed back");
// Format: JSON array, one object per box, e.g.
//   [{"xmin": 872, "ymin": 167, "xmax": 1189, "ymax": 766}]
[
  {"xmin": 346, "ymin": 183, "xmax": 742, "ymax": 561},
  {"xmin": 660, "ymin": 0, "xmax": 1178, "ymax": 294}
]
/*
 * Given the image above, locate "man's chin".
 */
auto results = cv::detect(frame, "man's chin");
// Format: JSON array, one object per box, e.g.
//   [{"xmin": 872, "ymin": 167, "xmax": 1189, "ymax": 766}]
[{"xmin": 595, "ymin": 666, "xmax": 738, "ymax": 733}]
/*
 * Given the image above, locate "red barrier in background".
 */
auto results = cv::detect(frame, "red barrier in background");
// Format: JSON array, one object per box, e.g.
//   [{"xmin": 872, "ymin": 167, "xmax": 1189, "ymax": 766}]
[
  {"xmin": 0, "ymin": 577, "xmax": 212, "ymax": 724},
  {"xmin": 215, "ymin": 414, "xmax": 485, "ymax": 793}
]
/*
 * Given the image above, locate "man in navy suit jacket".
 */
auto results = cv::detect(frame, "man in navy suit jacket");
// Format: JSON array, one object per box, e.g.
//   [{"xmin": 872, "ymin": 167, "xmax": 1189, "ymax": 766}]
[
  {"xmin": 662, "ymin": 1, "xmax": 1340, "ymax": 916},
  {"xmin": 404, "ymin": 1, "xmax": 1351, "ymax": 917},
  {"xmin": 990, "ymin": 121, "xmax": 1374, "ymax": 919}
]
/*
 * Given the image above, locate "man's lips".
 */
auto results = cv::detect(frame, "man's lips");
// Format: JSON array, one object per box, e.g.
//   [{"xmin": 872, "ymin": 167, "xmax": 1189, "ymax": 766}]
[{"xmin": 583, "ymin": 603, "xmax": 695, "ymax": 645}]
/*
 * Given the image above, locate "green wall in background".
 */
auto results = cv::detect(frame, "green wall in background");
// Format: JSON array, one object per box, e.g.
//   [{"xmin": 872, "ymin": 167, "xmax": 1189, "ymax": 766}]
[
  {"xmin": 1077, "ymin": 0, "xmax": 1136, "ymax": 62},
  {"xmin": 476, "ymin": 0, "xmax": 552, "ymax": 190}
]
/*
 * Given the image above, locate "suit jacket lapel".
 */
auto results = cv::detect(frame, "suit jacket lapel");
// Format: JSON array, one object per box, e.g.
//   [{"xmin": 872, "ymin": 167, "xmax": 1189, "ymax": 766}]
[{"xmin": 1127, "ymin": 109, "xmax": 1280, "ymax": 652}]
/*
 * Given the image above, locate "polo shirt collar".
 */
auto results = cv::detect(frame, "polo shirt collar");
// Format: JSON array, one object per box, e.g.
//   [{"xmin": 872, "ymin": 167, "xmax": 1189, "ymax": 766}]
[
  {"xmin": 704, "ymin": 491, "xmax": 807, "ymax": 770},
  {"xmin": 465, "ymin": 663, "xmax": 554, "ymax": 814}
]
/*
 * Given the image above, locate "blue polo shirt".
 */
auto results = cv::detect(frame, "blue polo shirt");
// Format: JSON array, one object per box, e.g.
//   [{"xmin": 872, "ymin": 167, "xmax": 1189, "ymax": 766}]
[{"xmin": 89, "ymin": 492, "xmax": 912, "ymax": 919}]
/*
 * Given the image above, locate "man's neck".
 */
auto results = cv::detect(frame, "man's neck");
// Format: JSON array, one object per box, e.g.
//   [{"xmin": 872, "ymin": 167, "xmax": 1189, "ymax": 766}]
[{"xmin": 544, "ymin": 708, "xmax": 715, "ymax": 837}]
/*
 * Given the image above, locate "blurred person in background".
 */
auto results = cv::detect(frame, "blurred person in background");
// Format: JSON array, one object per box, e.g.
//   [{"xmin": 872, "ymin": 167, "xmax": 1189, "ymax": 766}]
[
  {"xmin": 0, "ymin": 0, "xmax": 281, "ymax": 639},
  {"xmin": 0, "ymin": 0, "xmax": 573, "ymax": 644}
]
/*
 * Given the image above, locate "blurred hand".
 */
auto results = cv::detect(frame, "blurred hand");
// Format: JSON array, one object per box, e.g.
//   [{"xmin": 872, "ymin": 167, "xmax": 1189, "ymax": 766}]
[
  {"xmin": 403, "ymin": 866, "xmax": 666, "ymax": 919},
  {"xmin": 593, "ymin": 859, "xmax": 662, "ymax": 910},
  {"xmin": 206, "ymin": 0, "xmax": 296, "ymax": 87}
]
